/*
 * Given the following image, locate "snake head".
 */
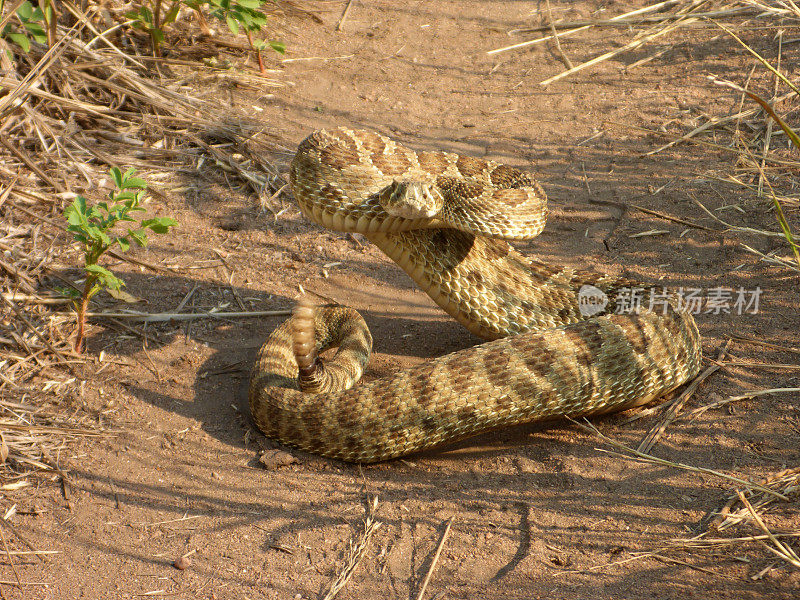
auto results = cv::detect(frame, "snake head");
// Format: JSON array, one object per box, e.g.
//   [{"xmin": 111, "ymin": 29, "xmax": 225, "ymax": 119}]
[{"xmin": 379, "ymin": 180, "xmax": 444, "ymax": 220}]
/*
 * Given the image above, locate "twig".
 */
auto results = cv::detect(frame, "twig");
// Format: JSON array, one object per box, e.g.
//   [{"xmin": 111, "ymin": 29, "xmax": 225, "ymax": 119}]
[
  {"xmin": 609, "ymin": 121, "xmax": 800, "ymax": 168},
  {"xmin": 0, "ymin": 521, "xmax": 49, "ymax": 563},
  {"xmin": 573, "ymin": 419, "xmax": 789, "ymax": 501},
  {"xmin": 637, "ymin": 340, "xmax": 730, "ymax": 453},
  {"xmin": 690, "ymin": 195, "xmax": 789, "ymax": 239},
  {"xmin": 0, "ymin": 520, "xmax": 24, "ymax": 598},
  {"xmin": 487, "ymin": 0, "xmax": 680, "ymax": 55},
  {"xmin": 336, "ymin": 0, "xmax": 355, "ymax": 32},
  {"xmin": 320, "ymin": 496, "xmax": 381, "ymax": 600},
  {"xmin": 0, "ymin": 1, "xmax": 28, "ymax": 32},
  {"xmin": 1, "ymin": 295, "xmax": 76, "ymax": 374},
  {"xmin": 589, "ymin": 198, "xmax": 717, "ymax": 232},
  {"xmin": 645, "ymin": 86, "xmax": 798, "ymax": 155},
  {"xmin": 0, "ymin": 135, "xmax": 64, "ymax": 193},
  {"xmin": 737, "ymin": 490, "xmax": 800, "ymax": 568},
  {"xmin": 713, "ymin": 361, "xmax": 800, "ymax": 370},
  {"xmin": 415, "ymin": 517, "xmax": 454, "ymax": 600},
  {"xmin": 539, "ymin": 2, "xmax": 705, "ymax": 86},
  {"xmin": 625, "ymin": 46, "xmax": 671, "ymax": 70},
  {"xmin": 738, "ymin": 243, "xmax": 800, "ymax": 272},
  {"xmin": 629, "ymin": 206, "xmax": 713, "ymax": 231},
  {"xmin": 137, "ymin": 514, "xmax": 202, "ymax": 527},
  {"xmin": 73, "ymin": 309, "xmax": 292, "ymax": 322},
  {"xmin": 687, "ymin": 387, "xmax": 800, "ymax": 422},
  {"xmin": 545, "ymin": 0, "xmax": 573, "ymax": 69},
  {"xmin": 510, "ymin": 6, "xmax": 757, "ymax": 33},
  {"xmin": 729, "ymin": 335, "xmax": 800, "ymax": 355}
]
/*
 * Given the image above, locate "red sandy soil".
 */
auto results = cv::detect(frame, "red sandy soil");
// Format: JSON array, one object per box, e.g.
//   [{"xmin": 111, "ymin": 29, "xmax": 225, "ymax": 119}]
[{"xmin": 3, "ymin": 2, "xmax": 798, "ymax": 599}]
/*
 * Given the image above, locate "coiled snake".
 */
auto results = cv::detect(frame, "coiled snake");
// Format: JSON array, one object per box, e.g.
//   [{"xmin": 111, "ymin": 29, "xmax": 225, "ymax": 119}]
[{"xmin": 249, "ymin": 127, "xmax": 701, "ymax": 463}]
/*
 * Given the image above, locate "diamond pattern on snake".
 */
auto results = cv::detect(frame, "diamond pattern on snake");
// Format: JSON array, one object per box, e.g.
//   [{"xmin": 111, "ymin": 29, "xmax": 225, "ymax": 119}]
[{"xmin": 249, "ymin": 127, "xmax": 702, "ymax": 463}]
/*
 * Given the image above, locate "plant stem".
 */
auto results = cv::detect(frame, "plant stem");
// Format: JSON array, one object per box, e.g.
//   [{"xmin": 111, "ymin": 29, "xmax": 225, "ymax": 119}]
[
  {"xmin": 245, "ymin": 29, "xmax": 266, "ymax": 74},
  {"xmin": 152, "ymin": 0, "xmax": 163, "ymax": 56},
  {"xmin": 74, "ymin": 274, "xmax": 94, "ymax": 353}
]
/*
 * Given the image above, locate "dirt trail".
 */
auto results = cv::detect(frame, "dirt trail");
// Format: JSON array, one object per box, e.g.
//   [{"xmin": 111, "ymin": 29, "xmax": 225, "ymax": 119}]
[{"xmin": 5, "ymin": 2, "xmax": 799, "ymax": 599}]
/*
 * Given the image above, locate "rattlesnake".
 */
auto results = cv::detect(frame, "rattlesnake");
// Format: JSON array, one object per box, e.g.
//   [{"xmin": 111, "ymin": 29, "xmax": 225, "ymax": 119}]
[{"xmin": 249, "ymin": 127, "xmax": 702, "ymax": 463}]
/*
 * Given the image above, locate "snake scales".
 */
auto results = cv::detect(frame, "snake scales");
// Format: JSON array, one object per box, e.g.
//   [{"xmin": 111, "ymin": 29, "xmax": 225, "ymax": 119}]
[{"xmin": 249, "ymin": 127, "xmax": 702, "ymax": 463}]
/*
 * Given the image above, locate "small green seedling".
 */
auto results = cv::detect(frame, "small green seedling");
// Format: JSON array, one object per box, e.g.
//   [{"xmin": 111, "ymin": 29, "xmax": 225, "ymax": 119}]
[
  {"xmin": 64, "ymin": 167, "xmax": 177, "ymax": 353},
  {"xmin": 186, "ymin": 0, "xmax": 285, "ymax": 71},
  {"xmin": 126, "ymin": 1, "xmax": 285, "ymax": 68},
  {"xmin": 126, "ymin": 0, "xmax": 182, "ymax": 57},
  {"xmin": 0, "ymin": 1, "xmax": 47, "ymax": 57}
]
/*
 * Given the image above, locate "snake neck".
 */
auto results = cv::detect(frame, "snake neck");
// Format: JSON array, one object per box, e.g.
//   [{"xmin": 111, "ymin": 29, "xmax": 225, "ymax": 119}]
[{"xmin": 366, "ymin": 229, "xmax": 640, "ymax": 341}]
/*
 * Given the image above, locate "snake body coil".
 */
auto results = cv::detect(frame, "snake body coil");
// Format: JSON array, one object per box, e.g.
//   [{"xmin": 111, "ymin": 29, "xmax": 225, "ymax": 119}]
[{"xmin": 249, "ymin": 128, "xmax": 701, "ymax": 462}]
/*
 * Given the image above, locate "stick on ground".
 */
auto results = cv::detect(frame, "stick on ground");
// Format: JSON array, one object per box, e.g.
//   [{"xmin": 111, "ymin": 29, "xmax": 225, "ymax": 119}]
[
  {"xmin": 415, "ymin": 517, "xmax": 454, "ymax": 600},
  {"xmin": 638, "ymin": 339, "xmax": 731, "ymax": 453},
  {"xmin": 320, "ymin": 496, "xmax": 381, "ymax": 600}
]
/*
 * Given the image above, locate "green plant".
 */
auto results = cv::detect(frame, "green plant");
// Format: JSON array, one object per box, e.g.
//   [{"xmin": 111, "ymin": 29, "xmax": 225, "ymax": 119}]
[
  {"xmin": 126, "ymin": 0, "xmax": 285, "ymax": 68},
  {"xmin": 64, "ymin": 168, "xmax": 177, "ymax": 353},
  {"xmin": 186, "ymin": 0, "xmax": 285, "ymax": 70},
  {"xmin": 0, "ymin": 1, "xmax": 47, "ymax": 56},
  {"xmin": 126, "ymin": 0, "xmax": 182, "ymax": 57}
]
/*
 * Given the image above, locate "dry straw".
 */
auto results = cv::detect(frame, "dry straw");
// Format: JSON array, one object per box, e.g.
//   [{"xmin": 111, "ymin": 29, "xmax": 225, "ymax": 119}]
[{"xmin": 0, "ymin": 0, "xmax": 287, "ymax": 483}]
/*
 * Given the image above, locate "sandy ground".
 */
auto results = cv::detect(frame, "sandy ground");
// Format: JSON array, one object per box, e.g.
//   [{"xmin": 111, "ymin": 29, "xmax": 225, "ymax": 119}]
[{"xmin": 3, "ymin": 1, "xmax": 799, "ymax": 598}]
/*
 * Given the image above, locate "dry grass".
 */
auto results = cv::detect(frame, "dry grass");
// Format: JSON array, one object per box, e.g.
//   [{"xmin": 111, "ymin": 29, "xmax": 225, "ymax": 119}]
[
  {"xmin": 496, "ymin": 2, "xmax": 800, "ymax": 570},
  {"xmin": 577, "ymin": 421, "xmax": 800, "ymax": 573},
  {"xmin": 0, "ymin": 0, "xmax": 290, "ymax": 481},
  {"xmin": 492, "ymin": 1, "xmax": 800, "ymax": 271}
]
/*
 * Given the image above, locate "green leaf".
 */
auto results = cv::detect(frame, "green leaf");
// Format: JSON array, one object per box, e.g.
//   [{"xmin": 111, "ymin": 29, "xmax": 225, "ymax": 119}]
[
  {"xmin": 269, "ymin": 40, "xmax": 286, "ymax": 54},
  {"xmin": 84, "ymin": 263, "xmax": 112, "ymax": 277},
  {"xmin": 139, "ymin": 6, "xmax": 154, "ymax": 25},
  {"xmin": 8, "ymin": 33, "xmax": 30, "ymax": 52},
  {"xmin": 122, "ymin": 177, "xmax": 147, "ymax": 190},
  {"xmin": 248, "ymin": 13, "xmax": 267, "ymax": 27},
  {"xmin": 54, "ymin": 286, "xmax": 81, "ymax": 300},
  {"xmin": 117, "ymin": 237, "xmax": 130, "ymax": 252},
  {"xmin": 109, "ymin": 167, "xmax": 123, "ymax": 189},
  {"xmin": 238, "ymin": 10, "xmax": 254, "ymax": 27},
  {"xmin": 17, "ymin": 2, "xmax": 33, "ymax": 20},
  {"xmin": 128, "ymin": 228, "xmax": 148, "ymax": 247},
  {"xmin": 112, "ymin": 190, "xmax": 138, "ymax": 202},
  {"xmin": 105, "ymin": 287, "xmax": 140, "ymax": 303},
  {"xmin": 24, "ymin": 20, "xmax": 45, "ymax": 34},
  {"xmin": 65, "ymin": 195, "xmax": 88, "ymax": 221},
  {"xmin": 85, "ymin": 264, "xmax": 124, "ymax": 290},
  {"xmin": 163, "ymin": 3, "xmax": 181, "ymax": 25},
  {"xmin": 140, "ymin": 217, "xmax": 178, "ymax": 234},
  {"xmin": 226, "ymin": 14, "xmax": 239, "ymax": 35},
  {"xmin": 236, "ymin": 0, "xmax": 265, "ymax": 8}
]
